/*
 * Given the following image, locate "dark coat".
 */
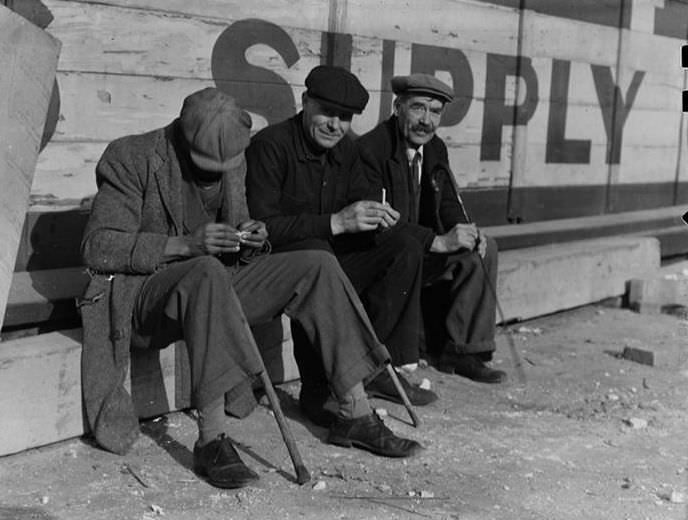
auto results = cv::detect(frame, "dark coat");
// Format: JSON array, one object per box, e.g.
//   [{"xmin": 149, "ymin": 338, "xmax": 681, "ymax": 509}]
[
  {"xmin": 245, "ymin": 112, "xmax": 377, "ymax": 251},
  {"xmin": 357, "ymin": 116, "xmax": 467, "ymax": 248},
  {"xmin": 80, "ymin": 121, "xmax": 250, "ymax": 455}
]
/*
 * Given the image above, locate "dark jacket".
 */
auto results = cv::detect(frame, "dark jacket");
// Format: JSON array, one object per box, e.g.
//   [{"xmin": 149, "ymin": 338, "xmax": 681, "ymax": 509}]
[
  {"xmin": 245, "ymin": 112, "xmax": 377, "ymax": 250},
  {"xmin": 357, "ymin": 116, "xmax": 467, "ymax": 249},
  {"xmin": 80, "ymin": 121, "xmax": 251, "ymax": 454}
]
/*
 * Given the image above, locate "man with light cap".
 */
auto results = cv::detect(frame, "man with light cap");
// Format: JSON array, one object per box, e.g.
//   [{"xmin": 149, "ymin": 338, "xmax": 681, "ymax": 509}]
[
  {"xmin": 80, "ymin": 87, "xmax": 423, "ymax": 491},
  {"xmin": 358, "ymin": 74, "xmax": 506, "ymax": 384},
  {"xmin": 245, "ymin": 66, "xmax": 438, "ymax": 427}
]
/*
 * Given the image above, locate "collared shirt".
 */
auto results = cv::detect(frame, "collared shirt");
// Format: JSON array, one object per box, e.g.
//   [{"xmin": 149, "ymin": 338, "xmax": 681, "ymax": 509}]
[{"xmin": 245, "ymin": 112, "xmax": 374, "ymax": 249}]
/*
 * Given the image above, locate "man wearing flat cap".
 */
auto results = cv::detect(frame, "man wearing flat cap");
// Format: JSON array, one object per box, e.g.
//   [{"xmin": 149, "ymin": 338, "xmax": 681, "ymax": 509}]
[
  {"xmin": 358, "ymin": 74, "xmax": 506, "ymax": 384},
  {"xmin": 80, "ymin": 87, "xmax": 423, "ymax": 490},
  {"xmin": 246, "ymin": 65, "xmax": 437, "ymax": 425}
]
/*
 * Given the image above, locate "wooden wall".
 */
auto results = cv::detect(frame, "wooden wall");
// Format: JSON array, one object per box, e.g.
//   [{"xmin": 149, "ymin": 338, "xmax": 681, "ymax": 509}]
[{"xmin": 27, "ymin": 0, "xmax": 688, "ymax": 227}]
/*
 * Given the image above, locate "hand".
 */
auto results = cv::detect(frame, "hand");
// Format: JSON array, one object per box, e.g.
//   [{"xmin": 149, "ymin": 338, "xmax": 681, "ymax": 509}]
[
  {"xmin": 330, "ymin": 200, "xmax": 400, "ymax": 235},
  {"xmin": 189, "ymin": 222, "xmax": 241, "ymax": 256},
  {"xmin": 476, "ymin": 229, "xmax": 487, "ymax": 258},
  {"xmin": 430, "ymin": 223, "xmax": 478, "ymax": 254},
  {"xmin": 237, "ymin": 220, "xmax": 268, "ymax": 249}
]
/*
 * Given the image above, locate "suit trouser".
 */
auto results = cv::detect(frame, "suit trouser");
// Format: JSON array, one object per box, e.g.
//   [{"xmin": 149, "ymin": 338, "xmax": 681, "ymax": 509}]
[
  {"xmin": 282, "ymin": 227, "xmax": 424, "ymax": 401},
  {"xmin": 421, "ymin": 237, "xmax": 498, "ymax": 359},
  {"xmin": 131, "ymin": 251, "xmax": 389, "ymax": 411}
]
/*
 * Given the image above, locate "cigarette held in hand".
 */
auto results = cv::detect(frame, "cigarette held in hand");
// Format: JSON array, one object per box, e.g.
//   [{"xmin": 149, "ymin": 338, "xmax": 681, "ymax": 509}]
[{"xmin": 382, "ymin": 188, "xmax": 387, "ymax": 205}]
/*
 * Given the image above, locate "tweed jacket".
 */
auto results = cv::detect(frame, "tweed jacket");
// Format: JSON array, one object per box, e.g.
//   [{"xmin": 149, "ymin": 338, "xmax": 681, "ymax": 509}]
[
  {"xmin": 357, "ymin": 116, "xmax": 467, "ymax": 249},
  {"xmin": 80, "ymin": 121, "xmax": 252, "ymax": 454}
]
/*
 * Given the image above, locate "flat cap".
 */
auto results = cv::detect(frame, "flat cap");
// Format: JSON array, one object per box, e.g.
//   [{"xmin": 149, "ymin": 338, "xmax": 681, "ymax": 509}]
[
  {"xmin": 391, "ymin": 74, "xmax": 454, "ymax": 103},
  {"xmin": 305, "ymin": 65, "xmax": 369, "ymax": 114},
  {"xmin": 180, "ymin": 87, "xmax": 252, "ymax": 172}
]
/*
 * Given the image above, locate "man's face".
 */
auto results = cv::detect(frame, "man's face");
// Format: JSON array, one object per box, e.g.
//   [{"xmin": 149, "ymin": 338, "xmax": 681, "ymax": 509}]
[
  {"xmin": 301, "ymin": 95, "xmax": 353, "ymax": 149},
  {"xmin": 395, "ymin": 95, "xmax": 445, "ymax": 148}
]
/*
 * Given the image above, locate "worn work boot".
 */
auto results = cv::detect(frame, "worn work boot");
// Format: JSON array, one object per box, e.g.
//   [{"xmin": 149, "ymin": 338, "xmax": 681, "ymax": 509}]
[
  {"xmin": 440, "ymin": 353, "xmax": 507, "ymax": 384},
  {"xmin": 328, "ymin": 412, "xmax": 423, "ymax": 458},
  {"xmin": 365, "ymin": 368, "xmax": 438, "ymax": 406},
  {"xmin": 193, "ymin": 434, "xmax": 259, "ymax": 488}
]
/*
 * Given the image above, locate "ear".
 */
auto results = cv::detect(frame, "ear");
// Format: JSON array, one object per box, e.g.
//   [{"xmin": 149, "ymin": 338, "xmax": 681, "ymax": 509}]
[{"xmin": 392, "ymin": 97, "xmax": 400, "ymax": 117}]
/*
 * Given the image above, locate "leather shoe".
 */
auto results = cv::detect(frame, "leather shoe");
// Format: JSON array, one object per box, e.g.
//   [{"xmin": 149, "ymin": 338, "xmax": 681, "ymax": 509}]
[
  {"xmin": 299, "ymin": 389, "xmax": 337, "ymax": 428},
  {"xmin": 440, "ymin": 353, "xmax": 507, "ymax": 384},
  {"xmin": 365, "ymin": 368, "xmax": 438, "ymax": 406},
  {"xmin": 193, "ymin": 434, "xmax": 259, "ymax": 488},
  {"xmin": 328, "ymin": 412, "xmax": 422, "ymax": 457}
]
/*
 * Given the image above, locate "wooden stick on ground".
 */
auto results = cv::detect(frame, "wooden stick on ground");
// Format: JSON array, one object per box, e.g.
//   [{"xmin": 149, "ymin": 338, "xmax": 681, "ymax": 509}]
[
  {"xmin": 240, "ymin": 318, "xmax": 310, "ymax": 485},
  {"xmin": 385, "ymin": 365, "xmax": 421, "ymax": 427}
]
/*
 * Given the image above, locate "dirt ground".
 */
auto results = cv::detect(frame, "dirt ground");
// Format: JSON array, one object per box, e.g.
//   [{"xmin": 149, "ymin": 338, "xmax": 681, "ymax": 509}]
[{"xmin": 0, "ymin": 303, "xmax": 686, "ymax": 520}]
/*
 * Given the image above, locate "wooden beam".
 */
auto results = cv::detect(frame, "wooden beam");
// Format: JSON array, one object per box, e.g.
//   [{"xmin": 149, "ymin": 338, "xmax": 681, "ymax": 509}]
[{"xmin": 0, "ymin": 6, "xmax": 60, "ymax": 329}]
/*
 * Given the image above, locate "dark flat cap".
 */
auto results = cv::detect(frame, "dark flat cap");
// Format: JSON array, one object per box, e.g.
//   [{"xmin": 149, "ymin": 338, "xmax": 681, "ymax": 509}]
[
  {"xmin": 180, "ymin": 87, "xmax": 252, "ymax": 172},
  {"xmin": 305, "ymin": 65, "xmax": 369, "ymax": 114},
  {"xmin": 391, "ymin": 74, "xmax": 454, "ymax": 103}
]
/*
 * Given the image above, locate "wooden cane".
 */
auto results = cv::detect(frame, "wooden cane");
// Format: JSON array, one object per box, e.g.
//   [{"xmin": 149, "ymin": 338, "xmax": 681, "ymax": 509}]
[
  {"xmin": 241, "ymin": 318, "xmax": 311, "ymax": 485},
  {"xmin": 385, "ymin": 365, "xmax": 421, "ymax": 427},
  {"xmin": 257, "ymin": 368, "xmax": 311, "ymax": 485}
]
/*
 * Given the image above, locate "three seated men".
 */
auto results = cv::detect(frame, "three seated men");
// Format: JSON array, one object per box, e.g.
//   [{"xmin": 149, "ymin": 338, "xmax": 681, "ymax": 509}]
[{"xmin": 80, "ymin": 67, "xmax": 504, "ymax": 490}]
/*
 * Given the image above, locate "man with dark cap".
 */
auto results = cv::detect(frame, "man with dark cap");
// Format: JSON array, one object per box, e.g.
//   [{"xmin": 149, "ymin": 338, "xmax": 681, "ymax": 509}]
[
  {"xmin": 245, "ymin": 66, "xmax": 438, "ymax": 426},
  {"xmin": 80, "ymin": 87, "xmax": 423, "ymax": 490},
  {"xmin": 357, "ymin": 74, "xmax": 506, "ymax": 384}
]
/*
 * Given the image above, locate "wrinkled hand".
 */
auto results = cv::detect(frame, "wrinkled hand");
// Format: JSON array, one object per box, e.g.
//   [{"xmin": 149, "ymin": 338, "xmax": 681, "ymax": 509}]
[
  {"xmin": 331, "ymin": 200, "xmax": 400, "ymax": 235},
  {"xmin": 430, "ymin": 223, "xmax": 479, "ymax": 254},
  {"xmin": 476, "ymin": 229, "xmax": 487, "ymax": 258},
  {"xmin": 189, "ymin": 222, "xmax": 241, "ymax": 256},
  {"xmin": 237, "ymin": 220, "xmax": 268, "ymax": 249}
]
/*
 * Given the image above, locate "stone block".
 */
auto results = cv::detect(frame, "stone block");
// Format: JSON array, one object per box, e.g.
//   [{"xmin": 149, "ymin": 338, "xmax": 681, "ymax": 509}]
[
  {"xmin": 628, "ymin": 260, "xmax": 688, "ymax": 314},
  {"xmin": 497, "ymin": 236, "xmax": 660, "ymax": 322}
]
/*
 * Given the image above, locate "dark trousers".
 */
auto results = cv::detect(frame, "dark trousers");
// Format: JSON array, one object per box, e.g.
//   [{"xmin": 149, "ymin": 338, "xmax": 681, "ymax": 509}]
[
  {"xmin": 131, "ymin": 251, "xmax": 389, "ymax": 411},
  {"xmin": 421, "ymin": 237, "xmax": 498, "ymax": 360},
  {"xmin": 284, "ymin": 226, "xmax": 424, "ymax": 389}
]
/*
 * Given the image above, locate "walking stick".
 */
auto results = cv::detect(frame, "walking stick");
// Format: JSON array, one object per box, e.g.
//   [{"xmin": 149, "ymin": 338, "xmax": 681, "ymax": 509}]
[
  {"xmin": 444, "ymin": 170, "xmax": 527, "ymax": 383},
  {"xmin": 240, "ymin": 317, "xmax": 311, "ymax": 485},
  {"xmin": 385, "ymin": 365, "xmax": 421, "ymax": 427}
]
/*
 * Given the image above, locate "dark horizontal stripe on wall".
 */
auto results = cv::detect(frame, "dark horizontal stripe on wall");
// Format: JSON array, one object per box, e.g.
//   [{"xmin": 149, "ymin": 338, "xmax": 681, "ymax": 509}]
[
  {"xmin": 474, "ymin": 0, "xmax": 631, "ymax": 30},
  {"xmin": 653, "ymin": 0, "xmax": 688, "ymax": 39},
  {"xmin": 463, "ymin": 182, "xmax": 688, "ymax": 225},
  {"xmin": 608, "ymin": 182, "xmax": 679, "ymax": 213}
]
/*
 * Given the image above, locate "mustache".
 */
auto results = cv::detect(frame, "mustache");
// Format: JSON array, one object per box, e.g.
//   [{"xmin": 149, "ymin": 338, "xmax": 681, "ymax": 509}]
[{"xmin": 411, "ymin": 123, "xmax": 434, "ymax": 133}]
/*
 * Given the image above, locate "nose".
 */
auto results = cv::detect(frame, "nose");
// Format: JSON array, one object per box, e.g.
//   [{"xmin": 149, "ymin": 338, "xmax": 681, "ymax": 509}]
[
  {"xmin": 327, "ymin": 116, "xmax": 340, "ymax": 129},
  {"xmin": 420, "ymin": 109, "xmax": 432, "ymax": 125}
]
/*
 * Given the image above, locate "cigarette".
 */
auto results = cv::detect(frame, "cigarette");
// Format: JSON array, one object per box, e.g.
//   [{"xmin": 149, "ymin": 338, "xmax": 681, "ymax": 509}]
[{"xmin": 381, "ymin": 188, "xmax": 387, "ymax": 205}]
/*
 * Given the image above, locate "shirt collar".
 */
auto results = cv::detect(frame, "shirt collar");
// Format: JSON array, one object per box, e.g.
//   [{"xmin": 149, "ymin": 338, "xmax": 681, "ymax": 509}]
[{"xmin": 406, "ymin": 145, "xmax": 424, "ymax": 164}]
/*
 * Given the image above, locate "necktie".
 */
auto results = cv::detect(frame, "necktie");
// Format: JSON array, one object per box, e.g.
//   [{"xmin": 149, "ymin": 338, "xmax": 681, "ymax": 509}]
[{"xmin": 409, "ymin": 152, "xmax": 422, "ymax": 223}]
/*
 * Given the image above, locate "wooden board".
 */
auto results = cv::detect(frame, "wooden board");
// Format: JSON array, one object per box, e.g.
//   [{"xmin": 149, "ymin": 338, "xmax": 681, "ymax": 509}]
[
  {"xmin": 0, "ymin": 322, "xmax": 297, "ymax": 456},
  {"xmin": 29, "ymin": 0, "xmax": 686, "ymax": 222},
  {"xmin": 0, "ymin": 6, "xmax": 60, "ymax": 330}
]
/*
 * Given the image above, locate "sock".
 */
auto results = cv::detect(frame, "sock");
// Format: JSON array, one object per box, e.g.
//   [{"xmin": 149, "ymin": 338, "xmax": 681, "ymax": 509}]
[
  {"xmin": 197, "ymin": 396, "xmax": 226, "ymax": 447},
  {"xmin": 337, "ymin": 382, "xmax": 372, "ymax": 419}
]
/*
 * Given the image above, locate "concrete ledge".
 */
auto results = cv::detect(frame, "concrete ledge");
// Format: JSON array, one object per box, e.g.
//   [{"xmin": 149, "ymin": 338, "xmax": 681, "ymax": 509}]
[
  {"xmin": 0, "ymin": 236, "xmax": 661, "ymax": 456},
  {"xmin": 497, "ymin": 236, "xmax": 660, "ymax": 322}
]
